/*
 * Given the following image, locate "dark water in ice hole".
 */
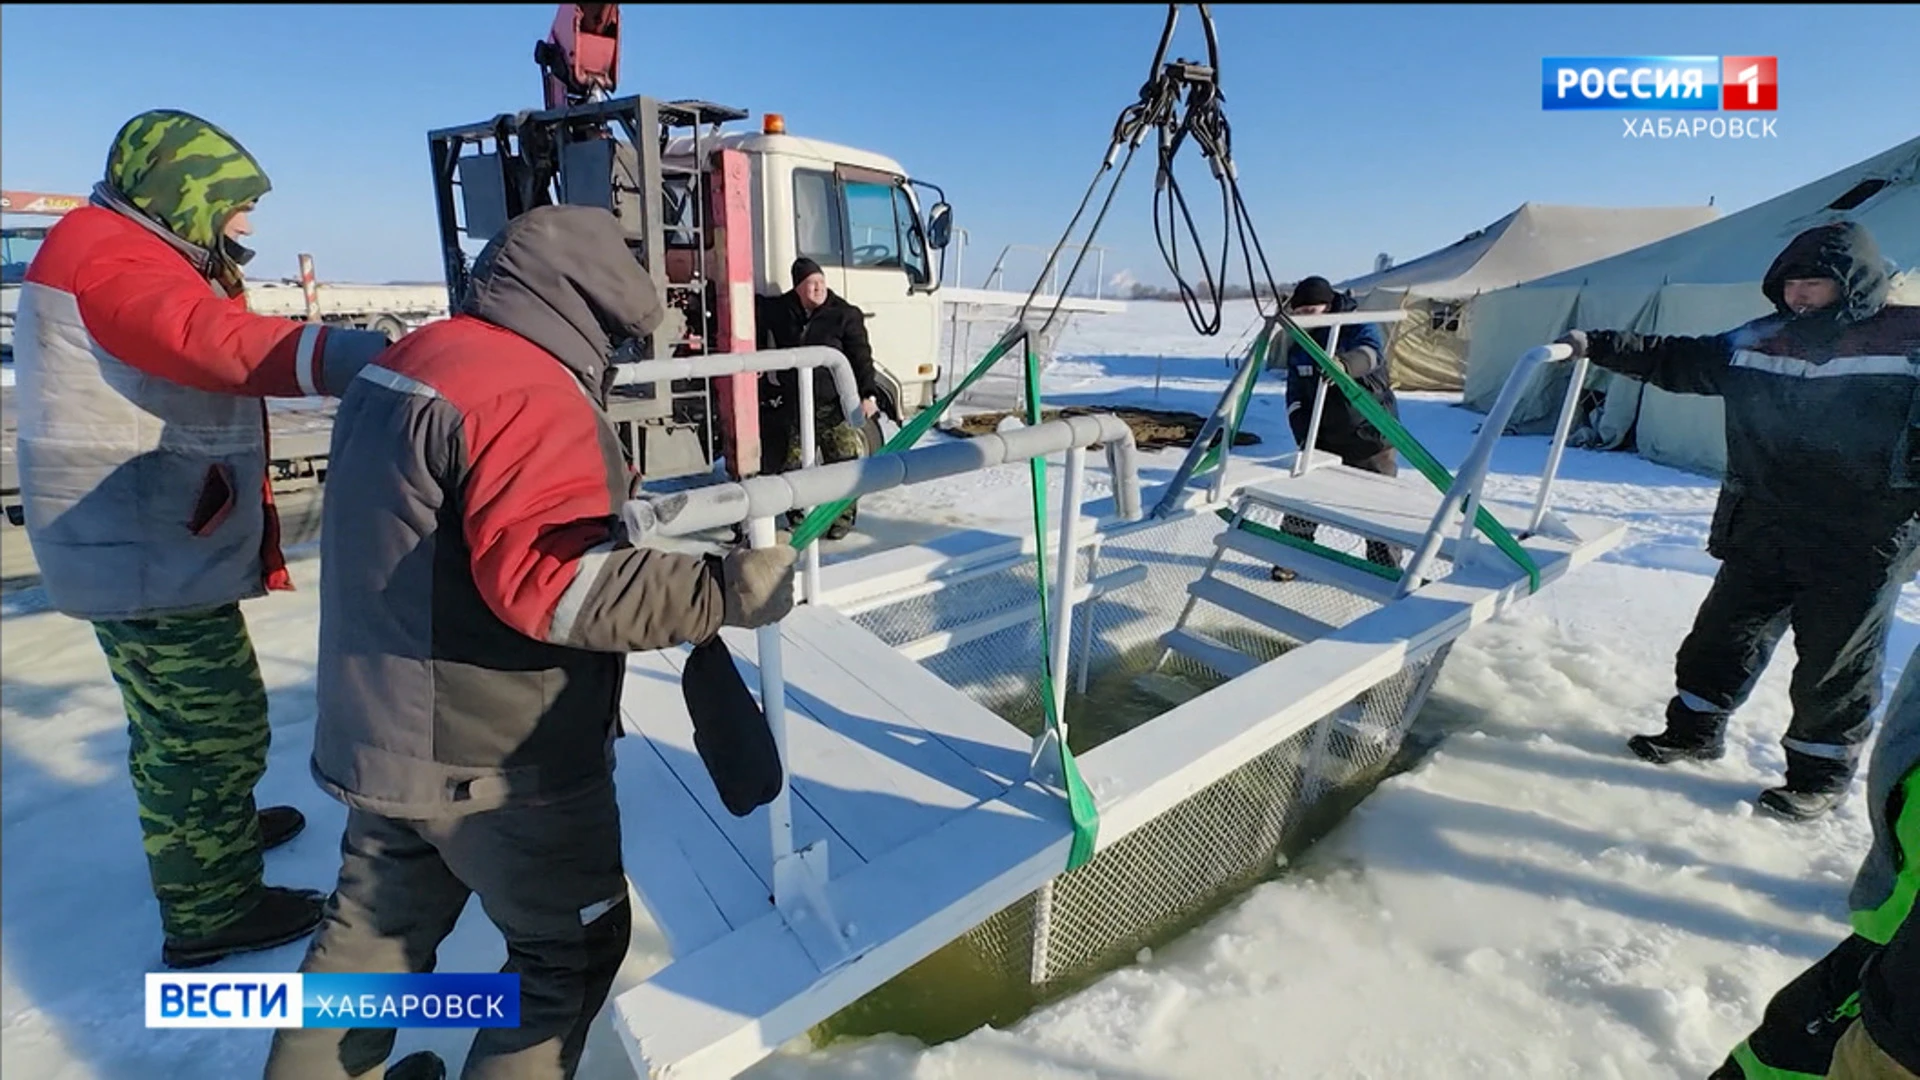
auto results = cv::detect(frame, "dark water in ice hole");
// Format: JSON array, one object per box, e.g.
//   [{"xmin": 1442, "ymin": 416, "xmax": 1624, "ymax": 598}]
[{"xmin": 798, "ymin": 634, "xmax": 1476, "ymax": 1054}]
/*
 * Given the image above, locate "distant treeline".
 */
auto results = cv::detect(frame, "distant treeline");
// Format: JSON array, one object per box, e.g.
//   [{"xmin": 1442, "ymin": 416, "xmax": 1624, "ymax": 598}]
[{"xmin": 1118, "ymin": 282, "xmax": 1295, "ymax": 302}]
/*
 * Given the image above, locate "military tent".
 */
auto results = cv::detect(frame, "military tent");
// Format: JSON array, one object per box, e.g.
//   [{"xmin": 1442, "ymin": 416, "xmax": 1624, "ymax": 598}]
[
  {"xmin": 1337, "ymin": 202, "xmax": 1720, "ymax": 391},
  {"xmin": 1463, "ymin": 135, "xmax": 1920, "ymax": 476}
]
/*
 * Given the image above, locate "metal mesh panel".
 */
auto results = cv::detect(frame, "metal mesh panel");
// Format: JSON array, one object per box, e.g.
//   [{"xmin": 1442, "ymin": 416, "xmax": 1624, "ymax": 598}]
[{"xmin": 830, "ymin": 498, "xmax": 1455, "ymax": 1029}]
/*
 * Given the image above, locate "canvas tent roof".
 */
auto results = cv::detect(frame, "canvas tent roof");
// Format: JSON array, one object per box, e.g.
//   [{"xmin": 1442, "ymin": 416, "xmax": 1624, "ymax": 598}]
[
  {"xmin": 1338, "ymin": 202, "xmax": 1722, "ymax": 300},
  {"xmin": 1463, "ymin": 134, "xmax": 1920, "ymax": 477}
]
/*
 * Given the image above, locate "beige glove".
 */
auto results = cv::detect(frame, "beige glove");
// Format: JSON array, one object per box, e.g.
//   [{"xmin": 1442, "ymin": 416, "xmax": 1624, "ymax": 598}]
[{"xmin": 720, "ymin": 546, "xmax": 798, "ymax": 629}]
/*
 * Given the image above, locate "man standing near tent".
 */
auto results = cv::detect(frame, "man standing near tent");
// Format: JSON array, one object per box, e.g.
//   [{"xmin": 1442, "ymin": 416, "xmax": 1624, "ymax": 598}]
[
  {"xmin": 1271, "ymin": 275, "xmax": 1402, "ymax": 580},
  {"xmin": 1557, "ymin": 220, "xmax": 1920, "ymax": 820},
  {"xmin": 12, "ymin": 109, "xmax": 391, "ymax": 969}
]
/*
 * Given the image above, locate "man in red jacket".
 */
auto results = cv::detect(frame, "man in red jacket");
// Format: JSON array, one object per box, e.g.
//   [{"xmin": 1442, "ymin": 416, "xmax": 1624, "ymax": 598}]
[
  {"xmin": 13, "ymin": 109, "xmax": 391, "ymax": 968},
  {"xmin": 263, "ymin": 204, "xmax": 797, "ymax": 1080}
]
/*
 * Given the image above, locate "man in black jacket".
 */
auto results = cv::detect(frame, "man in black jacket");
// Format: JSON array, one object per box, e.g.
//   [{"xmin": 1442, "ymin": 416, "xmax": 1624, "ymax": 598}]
[
  {"xmin": 1271, "ymin": 276, "xmax": 1402, "ymax": 581},
  {"xmin": 756, "ymin": 257, "xmax": 878, "ymax": 540},
  {"xmin": 1558, "ymin": 221, "xmax": 1920, "ymax": 820}
]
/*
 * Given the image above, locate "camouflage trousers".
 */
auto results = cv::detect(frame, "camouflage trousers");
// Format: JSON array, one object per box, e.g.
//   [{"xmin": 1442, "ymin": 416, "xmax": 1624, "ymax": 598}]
[
  {"xmin": 762, "ymin": 402, "xmax": 868, "ymax": 532},
  {"xmin": 92, "ymin": 603, "xmax": 270, "ymax": 941}
]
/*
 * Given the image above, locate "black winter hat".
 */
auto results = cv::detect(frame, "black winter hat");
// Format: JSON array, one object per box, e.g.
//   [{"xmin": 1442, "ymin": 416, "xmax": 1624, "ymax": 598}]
[
  {"xmin": 791, "ymin": 257, "xmax": 825, "ymax": 286},
  {"xmin": 1290, "ymin": 275, "xmax": 1338, "ymax": 309}
]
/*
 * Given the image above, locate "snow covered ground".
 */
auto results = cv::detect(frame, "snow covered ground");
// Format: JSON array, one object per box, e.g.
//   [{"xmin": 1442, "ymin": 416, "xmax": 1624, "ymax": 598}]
[{"xmin": 3, "ymin": 298, "xmax": 1914, "ymax": 1079}]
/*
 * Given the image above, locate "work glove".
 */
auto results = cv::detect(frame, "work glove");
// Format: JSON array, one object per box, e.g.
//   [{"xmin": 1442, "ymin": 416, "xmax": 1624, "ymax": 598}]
[
  {"xmin": 719, "ymin": 546, "xmax": 798, "ymax": 629},
  {"xmin": 1554, "ymin": 330, "xmax": 1589, "ymax": 359}
]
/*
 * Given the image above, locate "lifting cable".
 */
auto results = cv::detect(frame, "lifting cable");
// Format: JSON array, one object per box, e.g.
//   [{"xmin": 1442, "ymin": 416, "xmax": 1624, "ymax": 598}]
[{"xmin": 789, "ymin": 5, "xmax": 1541, "ymax": 875}]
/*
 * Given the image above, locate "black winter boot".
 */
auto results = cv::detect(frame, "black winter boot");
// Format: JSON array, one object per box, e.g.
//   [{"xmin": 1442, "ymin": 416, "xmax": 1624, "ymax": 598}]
[
  {"xmin": 260, "ymin": 805, "xmax": 306, "ymax": 852},
  {"xmin": 387, "ymin": 1051, "xmax": 447, "ymax": 1080},
  {"xmin": 1626, "ymin": 698, "xmax": 1727, "ymax": 765},
  {"xmin": 1758, "ymin": 751, "xmax": 1853, "ymax": 821},
  {"xmin": 161, "ymin": 886, "xmax": 328, "ymax": 969},
  {"xmin": 824, "ymin": 507, "xmax": 856, "ymax": 541},
  {"xmin": 1757, "ymin": 787, "xmax": 1846, "ymax": 821}
]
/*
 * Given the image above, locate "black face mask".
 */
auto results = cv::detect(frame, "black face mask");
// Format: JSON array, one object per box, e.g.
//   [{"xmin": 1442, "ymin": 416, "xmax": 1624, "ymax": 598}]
[{"xmin": 221, "ymin": 234, "xmax": 256, "ymax": 268}]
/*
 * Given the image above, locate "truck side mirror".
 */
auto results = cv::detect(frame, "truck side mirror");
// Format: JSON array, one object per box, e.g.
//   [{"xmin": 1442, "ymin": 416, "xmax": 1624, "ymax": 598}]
[{"xmin": 926, "ymin": 202, "xmax": 952, "ymax": 250}]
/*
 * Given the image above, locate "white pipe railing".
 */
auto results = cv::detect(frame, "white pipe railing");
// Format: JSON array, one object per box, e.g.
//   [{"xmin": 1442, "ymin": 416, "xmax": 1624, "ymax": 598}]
[
  {"xmin": 1396, "ymin": 342, "xmax": 1582, "ymax": 596},
  {"xmin": 611, "ymin": 345, "xmax": 864, "ymax": 603},
  {"xmin": 1529, "ymin": 353, "xmax": 1591, "ymax": 534},
  {"xmin": 620, "ymin": 414, "xmax": 1140, "ymax": 964},
  {"xmin": 623, "ymin": 414, "xmax": 1142, "ymax": 540},
  {"xmin": 606, "ymin": 345, "xmax": 865, "ymax": 428}
]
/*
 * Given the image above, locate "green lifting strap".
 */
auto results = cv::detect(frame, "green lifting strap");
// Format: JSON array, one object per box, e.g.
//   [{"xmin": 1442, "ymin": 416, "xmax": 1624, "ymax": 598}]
[
  {"xmin": 1191, "ymin": 326, "xmax": 1273, "ymax": 478},
  {"xmin": 1022, "ymin": 342, "xmax": 1100, "ymax": 870},
  {"xmin": 788, "ymin": 327, "xmax": 1100, "ymax": 870},
  {"xmin": 1217, "ymin": 509, "xmax": 1402, "ymax": 582},
  {"xmin": 1277, "ymin": 320, "xmax": 1542, "ymax": 594},
  {"xmin": 789, "ymin": 325, "xmax": 1021, "ymax": 549}
]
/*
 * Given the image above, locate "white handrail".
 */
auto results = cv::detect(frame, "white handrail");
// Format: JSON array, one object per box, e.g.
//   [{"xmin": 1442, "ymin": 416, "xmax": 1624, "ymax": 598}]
[
  {"xmin": 1395, "ymin": 342, "xmax": 1581, "ymax": 595},
  {"xmin": 611, "ymin": 345, "xmax": 864, "ymax": 601}
]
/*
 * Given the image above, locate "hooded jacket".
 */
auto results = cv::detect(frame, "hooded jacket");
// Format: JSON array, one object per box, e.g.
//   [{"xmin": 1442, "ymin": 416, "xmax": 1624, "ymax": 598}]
[
  {"xmin": 1584, "ymin": 221, "xmax": 1920, "ymax": 558},
  {"xmin": 1282, "ymin": 291, "xmax": 1397, "ymax": 464},
  {"xmin": 13, "ymin": 109, "xmax": 388, "ymax": 620},
  {"xmin": 312, "ymin": 204, "xmax": 731, "ymax": 818}
]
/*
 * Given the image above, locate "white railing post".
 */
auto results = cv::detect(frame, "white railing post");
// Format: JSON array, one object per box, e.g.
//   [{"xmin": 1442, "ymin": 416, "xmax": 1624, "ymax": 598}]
[
  {"xmin": 1048, "ymin": 447, "xmax": 1088, "ymax": 730},
  {"xmin": 797, "ymin": 370, "xmax": 821, "ymax": 605},
  {"xmin": 749, "ymin": 513, "xmax": 850, "ymax": 969},
  {"xmin": 1397, "ymin": 342, "xmax": 1574, "ymax": 594},
  {"xmin": 1295, "ymin": 375, "xmax": 1332, "ymax": 478},
  {"xmin": 748, "ymin": 515, "xmax": 794, "ymax": 873},
  {"xmin": 1528, "ymin": 354, "xmax": 1591, "ymax": 536}
]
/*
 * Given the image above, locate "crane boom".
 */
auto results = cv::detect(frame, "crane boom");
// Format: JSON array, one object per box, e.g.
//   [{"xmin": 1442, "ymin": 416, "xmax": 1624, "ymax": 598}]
[{"xmin": 533, "ymin": 3, "xmax": 620, "ymax": 110}]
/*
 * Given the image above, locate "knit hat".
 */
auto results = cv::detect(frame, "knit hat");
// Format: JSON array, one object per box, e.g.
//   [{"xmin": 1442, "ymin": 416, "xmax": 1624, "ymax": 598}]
[
  {"xmin": 791, "ymin": 257, "xmax": 824, "ymax": 287},
  {"xmin": 1289, "ymin": 275, "xmax": 1337, "ymax": 309}
]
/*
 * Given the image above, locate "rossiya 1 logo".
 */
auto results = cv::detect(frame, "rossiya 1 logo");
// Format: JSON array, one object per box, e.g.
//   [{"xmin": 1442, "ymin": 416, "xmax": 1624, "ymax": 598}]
[{"xmin": 1540, "ymin": 56, "xmax": 1778, "ymax": 140}]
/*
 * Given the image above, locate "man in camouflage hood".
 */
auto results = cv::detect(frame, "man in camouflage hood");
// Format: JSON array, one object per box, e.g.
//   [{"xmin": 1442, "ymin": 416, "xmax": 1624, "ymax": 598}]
[
  {"xmin": 1558, "ymin": 221, "xmax": 1920, "ymax": 821},
  {"xmin": 97, "ymin": 108, "xmax": 271, "ymax": 296},
  {"xmin": 13, "ymin": 109, "xmax": 391, "ymax": 968}
]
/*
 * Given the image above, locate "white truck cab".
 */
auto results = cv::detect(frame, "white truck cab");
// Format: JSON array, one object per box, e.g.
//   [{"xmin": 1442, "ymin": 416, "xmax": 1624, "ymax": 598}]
[{"xmin": 668, "ymin": 117, "xmax": 953, "ymax": 417}]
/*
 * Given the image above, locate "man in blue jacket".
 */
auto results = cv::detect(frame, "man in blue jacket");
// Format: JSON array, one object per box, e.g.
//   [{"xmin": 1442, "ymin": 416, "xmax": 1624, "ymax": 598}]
[{"xmin": 1271, "ymin": 275, "xmax": 1401, "ymax": 580}]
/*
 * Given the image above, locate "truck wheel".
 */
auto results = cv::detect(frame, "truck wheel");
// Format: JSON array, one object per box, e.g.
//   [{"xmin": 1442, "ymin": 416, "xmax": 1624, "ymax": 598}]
[
  {"xmin": 861, "ymin": 415, "xmax": 887, "ymax": 457},
  {"xmin": 367, "ymin": 314, "xmax": 409, "ymax": 343}
]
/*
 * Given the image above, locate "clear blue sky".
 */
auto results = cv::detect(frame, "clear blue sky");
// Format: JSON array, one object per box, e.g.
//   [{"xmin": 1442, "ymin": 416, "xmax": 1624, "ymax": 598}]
[{"xmin": 4, "ymin": 4, "xmax": 1914, "ymax": 290}]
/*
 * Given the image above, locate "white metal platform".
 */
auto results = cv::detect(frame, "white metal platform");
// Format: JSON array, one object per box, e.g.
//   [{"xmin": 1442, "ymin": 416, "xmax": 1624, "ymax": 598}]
[{"xmin": 605, "ymin": 342, "xmax": 1626, "ymax": 1078}]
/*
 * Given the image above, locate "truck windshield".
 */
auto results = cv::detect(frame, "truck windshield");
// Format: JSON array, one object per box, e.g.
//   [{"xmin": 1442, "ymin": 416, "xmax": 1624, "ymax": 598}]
[
  {"xmin": 1, "ymin": 230, "xmax": 47, "ymax": 285},
  {"xmin": 841, "ymin": 179, "xmax": 930, "ymax": 286}
]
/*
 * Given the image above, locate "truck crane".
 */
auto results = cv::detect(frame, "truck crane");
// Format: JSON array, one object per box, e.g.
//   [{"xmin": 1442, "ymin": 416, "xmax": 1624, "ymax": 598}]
[{"xmin": 427, "ymin": 1, "xmax": 955, "ymax": 481}]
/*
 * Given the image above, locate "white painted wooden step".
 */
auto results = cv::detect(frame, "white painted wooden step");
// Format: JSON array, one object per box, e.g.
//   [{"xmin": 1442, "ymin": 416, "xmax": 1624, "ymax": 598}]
[
  {"xmin": 1185, "ymin": 575, "xmax": 1340, "ymax": 645},
  {"xmin": 1216, "ymin": 524, "xmax": 1403, "ymax": 605},
  {"xmin": 1160, "ymin": 627, "xmax": 1260, "ymax": 679},
  {"xmin": 1234, "ymin": 463, "xmax": 1555, "ymax": 561}
]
